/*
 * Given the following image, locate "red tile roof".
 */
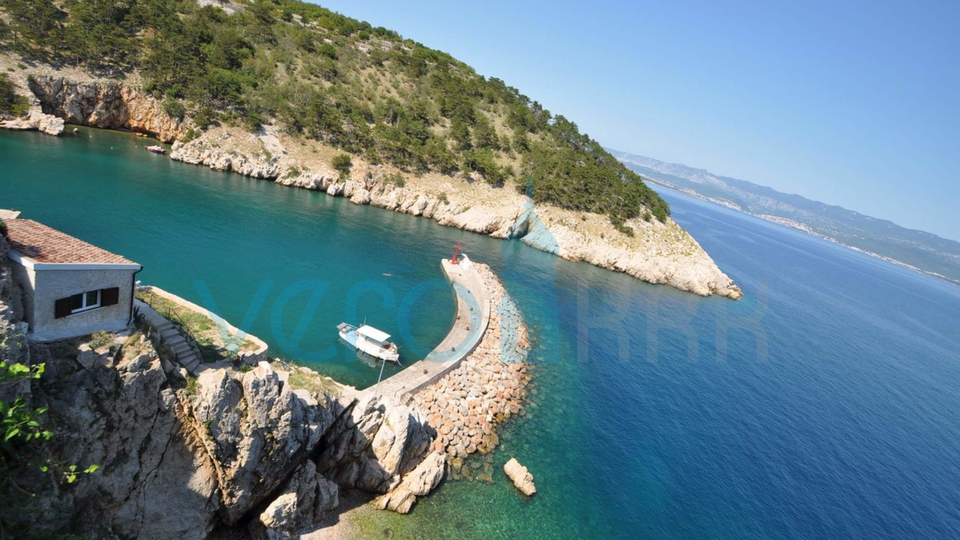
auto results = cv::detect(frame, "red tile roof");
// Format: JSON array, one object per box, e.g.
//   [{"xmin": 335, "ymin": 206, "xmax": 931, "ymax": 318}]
[{"xmin": 3, "ymin": 219, "xmax": 138, "ymax": 265}]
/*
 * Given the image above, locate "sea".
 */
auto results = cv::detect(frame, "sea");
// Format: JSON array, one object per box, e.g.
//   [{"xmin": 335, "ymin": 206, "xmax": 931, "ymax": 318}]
[{"xmin": 3, "ymin": 128, "xmax": 960, "ymax": 539}]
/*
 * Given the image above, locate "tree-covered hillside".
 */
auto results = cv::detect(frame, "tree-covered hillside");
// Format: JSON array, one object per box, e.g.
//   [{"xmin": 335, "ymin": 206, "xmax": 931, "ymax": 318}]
[{"xmin": 0, "ymin": 0, "xmax": 669, "ymax": 225}]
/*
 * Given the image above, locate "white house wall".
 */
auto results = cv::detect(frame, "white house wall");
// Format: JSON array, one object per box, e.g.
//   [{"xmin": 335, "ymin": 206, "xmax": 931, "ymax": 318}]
[{"xmin": 30, "ymin": 268, "xmax": 136, "ymax": 341}]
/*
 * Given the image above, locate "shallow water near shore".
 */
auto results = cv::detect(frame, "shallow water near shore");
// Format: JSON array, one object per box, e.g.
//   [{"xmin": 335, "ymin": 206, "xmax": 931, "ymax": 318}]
[{"xmin": 4, "ymin": 128, "xmax": 960, "ymax": 539}]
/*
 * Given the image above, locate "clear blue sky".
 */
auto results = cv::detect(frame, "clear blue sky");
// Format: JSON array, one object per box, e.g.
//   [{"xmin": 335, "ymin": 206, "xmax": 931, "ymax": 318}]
[{"xmin": 316, "ymin": 0, "xmax": 959, "ymax": 240}]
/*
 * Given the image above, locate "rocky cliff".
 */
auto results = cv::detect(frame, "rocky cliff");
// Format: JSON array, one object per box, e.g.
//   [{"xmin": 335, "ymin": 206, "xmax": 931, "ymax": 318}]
[
  {"xmin": 11, "ymin": 337, "xmax": 447, "ymax": 539},
  {"xmin": 0, "ymin": 56, "xmax": 190, "ymax": 141},
  {"xmin": 27, "ymin": 74, "xmax": 191, "ymax": 142}
]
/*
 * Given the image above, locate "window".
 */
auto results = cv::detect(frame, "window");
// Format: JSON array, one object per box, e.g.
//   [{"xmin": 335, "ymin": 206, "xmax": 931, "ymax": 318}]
[
  {"xmin": 70, "ymin": 290, "xmax": 101, "ymax": 314},
  {"xmin": 54, "ymin": 287, "xmax": 120, "ymax": 319}
]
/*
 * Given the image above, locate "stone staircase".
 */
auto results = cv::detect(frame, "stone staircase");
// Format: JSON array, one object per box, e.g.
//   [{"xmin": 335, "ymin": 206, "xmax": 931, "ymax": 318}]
[
  {"xmin": 154, "ymin": 319, "xmax": 202, "ymax": 374},
  {"xmin": 134, "ymin": 299, "xmax": 202, "ymax": 374}
]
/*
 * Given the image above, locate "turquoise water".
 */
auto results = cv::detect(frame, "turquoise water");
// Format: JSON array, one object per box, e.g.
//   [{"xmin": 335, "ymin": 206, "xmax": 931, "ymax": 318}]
[{"xmin": 4, "ymin": 128, "xmax": 960, "ymax": 539}]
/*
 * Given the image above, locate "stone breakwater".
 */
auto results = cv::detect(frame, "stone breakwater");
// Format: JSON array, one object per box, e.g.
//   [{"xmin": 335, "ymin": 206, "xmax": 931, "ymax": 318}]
[{"xmin": 411, "ymin": 264, "xmax": 532, "ymax": 479}]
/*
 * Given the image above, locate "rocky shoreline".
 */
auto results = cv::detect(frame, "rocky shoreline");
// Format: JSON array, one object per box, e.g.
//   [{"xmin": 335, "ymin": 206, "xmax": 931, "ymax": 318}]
[
  {"xmin": 167, "ymin": 128, "xmax": 742, "ymax": 299},
  {"xmin": 0, "ymin": 58, "xmax": 741, "ymax": 300}
]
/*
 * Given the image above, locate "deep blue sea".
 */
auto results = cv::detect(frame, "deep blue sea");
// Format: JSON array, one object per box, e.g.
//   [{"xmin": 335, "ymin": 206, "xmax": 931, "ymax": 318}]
[{"xmin": 3, "ymin": 128, "xmax": 960, "ymax": 539}]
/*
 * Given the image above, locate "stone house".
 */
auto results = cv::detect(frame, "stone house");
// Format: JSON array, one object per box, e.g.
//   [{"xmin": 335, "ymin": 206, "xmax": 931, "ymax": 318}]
[{"xmin": 3, "ymin": 215, "xmax": 142, "ymax": 341}]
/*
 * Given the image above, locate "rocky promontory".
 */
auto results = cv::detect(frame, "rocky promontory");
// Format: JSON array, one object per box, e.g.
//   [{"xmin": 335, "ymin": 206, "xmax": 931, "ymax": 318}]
[{"xmin": 0, "ymin": 231, "xmax": 446, "ymax": 538}]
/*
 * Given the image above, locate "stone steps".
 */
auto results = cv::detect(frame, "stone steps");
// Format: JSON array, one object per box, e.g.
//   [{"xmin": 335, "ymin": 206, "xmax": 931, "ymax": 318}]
[{"xmin": 133, "ymin": 300, "xmax": 203, "ymax": 375}]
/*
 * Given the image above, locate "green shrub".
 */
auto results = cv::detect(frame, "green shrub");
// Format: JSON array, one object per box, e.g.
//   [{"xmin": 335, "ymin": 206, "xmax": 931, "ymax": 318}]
[
  {"xmin": 332, "ymin": 154, "xmax": 352, "ymax": 177},
  {"xmin": 184, "ymin": 376, "xmax": 199, "ymax": 397},
  {"xmin": 89, "ymin": 331, "xmax": 115, "ymax": 350},
  {"xmin": 0, "ymin": 73, "xmax": 29, "ymax": 118},
  {"xmin": 194, "ymin": 106, "xmax": 216, "ymax": 129},
  {"xmin": 162, "ymin": 97, "xmax": 186, "ymax": 120},
  {"xmin": 386, "ymin": 172, "xmax": 405, "ymax": 188},
  {"xmin": 653, "ymin": 206, "xmax": 668, "ymax": 223},
  {"xmin": 243, "ymin": 111, "xmax": 263, "ymax": 133},
  {"xmin": 318, "ymin": 43, "xmax": 338, "ymax": 60},
  {"xmin": 613, "ymin": 222, "xmax": 635, "ymax": 237},
  {"xmin": 0, "ymin": 357, "xmax": 100, "ymax": 535}
]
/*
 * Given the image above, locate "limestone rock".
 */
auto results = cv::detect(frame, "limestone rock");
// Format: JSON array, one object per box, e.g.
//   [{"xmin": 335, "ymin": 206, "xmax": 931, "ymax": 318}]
[
  {"xmin": 373, "ymin": 486, "xmax": 417, "ymax": 514},
  {"xmin": 191, "ymin": 362, "xmax": 336, "ymax": 523},
  {"xmin": 504, "ymin": 458, "xmax": 536, "ymax": 496},
  {"xmin": 317, "ymin": 395, "xmax": 437, "ymax": 498},
  {"xmin": 26, "ymin": 335, "xmax": 221, "ymax": 539},
  {"xmin": 0, "ymin": 105, "xmax": 65, "ymax": 135},
  {"xmin": 26, "ymin": 75, "xmax": 190, "ymax": 141},
  {"xmin": 326, "ymin": 182, "xmax": 344, "ymax": 196},
  {"xmin": 350, "ymin": 188, "xmax": 372, "ymax": 205},
  {"xmin": 399, "ymin": 450, "xmax": 446, "ymax": 496},
  {"xmin": 252, "ymin": 460, "xmax": 339, "ymax": 540}
]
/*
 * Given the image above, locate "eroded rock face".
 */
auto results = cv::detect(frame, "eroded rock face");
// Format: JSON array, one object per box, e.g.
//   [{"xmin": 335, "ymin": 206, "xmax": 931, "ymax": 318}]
[
  {"xmin": 189, "ymin": 362, "xmax": 338, "ymax": 524},
  {"xmin": 317, "ymin": 394, "xmax": 442, "ymax": 513},
  {"xmin": 19, "ymin": 336, "xmax": 447, "ymax": 537},
  {"xmin": 27, "ymin": 75, "xmax": 190, "ymax": 141},
  {"xmin": 171, "ymin": 139, "xmax": 283, "ymax": 178},
  {"xmin": 0, "ymin": 105, "xmax": 65, "ymax": 135},
  {"xmin": 398, "ymin": 450, "xmax": 446, "ymax": 497},
  {"xmin": 29, "ymin": 337, "xmax": 221, "ymax": 539},
  {"xmin": 250, "ymin": 460, "xmax": 339, "ymax": 540}
]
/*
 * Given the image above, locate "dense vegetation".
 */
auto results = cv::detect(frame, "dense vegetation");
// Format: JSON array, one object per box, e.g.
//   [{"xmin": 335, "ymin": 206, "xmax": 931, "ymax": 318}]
[
  {"xmin": 0, "ymin": 0, "xmax": 670, "ymax": 224},
  {"xmin": 0, "ymin": 72, "xmax": 29, "ymax": 116}
]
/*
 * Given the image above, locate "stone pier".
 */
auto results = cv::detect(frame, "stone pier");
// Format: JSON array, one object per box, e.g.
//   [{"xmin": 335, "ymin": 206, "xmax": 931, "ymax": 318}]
[{"xmin": 362, "ymin": 254, "xmax": 491, "ymax": 402}]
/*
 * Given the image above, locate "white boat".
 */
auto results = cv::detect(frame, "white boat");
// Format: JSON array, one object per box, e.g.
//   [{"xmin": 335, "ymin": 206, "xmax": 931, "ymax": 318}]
[{"xmin": 337, "ymin": 322, "xmax": 400, "ymax": 362}]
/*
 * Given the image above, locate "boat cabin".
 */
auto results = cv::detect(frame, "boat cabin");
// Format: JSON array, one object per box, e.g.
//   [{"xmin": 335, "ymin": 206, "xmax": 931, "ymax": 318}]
[
  {"xmin": 337, "ymin": 322, "xmax": 400, "ymax": 362},
  {"xmin": 357, "ymin": 325, "xmax": 391, "ymax": 345}
]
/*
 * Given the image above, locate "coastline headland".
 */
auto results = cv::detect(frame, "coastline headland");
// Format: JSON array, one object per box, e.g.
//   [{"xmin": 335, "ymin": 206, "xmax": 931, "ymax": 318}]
[{"xmin": 0, "ymin": 59, "xmax": 741, "ymax": 300}]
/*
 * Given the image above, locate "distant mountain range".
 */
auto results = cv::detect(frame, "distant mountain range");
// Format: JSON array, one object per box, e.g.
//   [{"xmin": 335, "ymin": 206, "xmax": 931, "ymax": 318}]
[{"xmin": 609, "ymin": 149, "xmax": 960, "ymax": 286}]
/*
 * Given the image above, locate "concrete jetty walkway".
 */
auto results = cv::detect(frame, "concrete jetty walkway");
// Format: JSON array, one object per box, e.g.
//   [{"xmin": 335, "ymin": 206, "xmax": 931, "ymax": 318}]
[{"xmin": 365, "ymin": 254, "xmax": 491, "ymax": 402}]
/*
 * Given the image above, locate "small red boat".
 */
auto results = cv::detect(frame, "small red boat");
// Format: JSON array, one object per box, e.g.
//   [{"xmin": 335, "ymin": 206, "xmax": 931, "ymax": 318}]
[{"xmin": 145, "ymin": 145, "xmax": 166, "ymax": 154}]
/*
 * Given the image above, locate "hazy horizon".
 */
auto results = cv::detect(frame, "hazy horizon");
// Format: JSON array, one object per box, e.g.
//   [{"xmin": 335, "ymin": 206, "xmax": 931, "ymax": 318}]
[{"xmin": 609, "ymin": 146, "xmax": 960, "ymax": 243}]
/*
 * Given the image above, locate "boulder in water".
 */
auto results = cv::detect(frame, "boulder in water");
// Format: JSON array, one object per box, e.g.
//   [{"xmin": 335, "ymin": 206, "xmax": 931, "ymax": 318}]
[{"xmin": 504, "ymin": 458, "xmax": 536, "ymax": 496}]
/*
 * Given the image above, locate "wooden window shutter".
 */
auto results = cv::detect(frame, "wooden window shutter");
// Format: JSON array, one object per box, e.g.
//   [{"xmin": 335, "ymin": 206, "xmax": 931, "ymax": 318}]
[
  {"xmin": 101, "ymin": 287, "xmax": 120, "ymax": 307},
  {"xmin": 54, "ymin": 297, "xmax": 72, "ymax": 319}
]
